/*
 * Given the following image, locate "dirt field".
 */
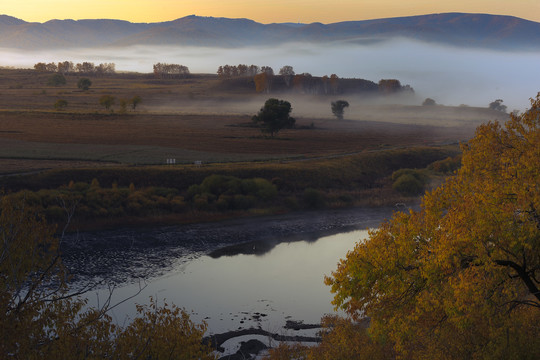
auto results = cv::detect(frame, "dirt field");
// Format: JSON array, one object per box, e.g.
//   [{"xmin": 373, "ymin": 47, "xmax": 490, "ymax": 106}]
[{"xmin": 0, "ymin": 69, "xmax": 509, "ymax": 173}]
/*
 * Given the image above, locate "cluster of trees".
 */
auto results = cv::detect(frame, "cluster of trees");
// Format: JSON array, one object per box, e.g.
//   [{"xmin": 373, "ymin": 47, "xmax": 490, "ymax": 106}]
[
  {"xmin": 152, "ymin": 63, "xmax": 190, "ymax": 79},
  {"xmin": 265, "ymin": 94, "xmax": 540, "ymax": 359},
  {"xmin": 217, "ymin": 64, "xmax": 273, "ymax": 78},
  {"xmin": 186, "ymin": 174, "xmax": 277, "ymax": 211},
  {"xmin": 249, "ymin": 67, "xmax": 408, "ymax": 96},
  {"xmin": 7, "ymin": 173, "xmax": 278, "ymax": 224},
  {"xmin": 34, "ymin": 61, "xmax": 116, "ymax": 75},
  {"xmin": 103, "ymin": 95, "xmax": 140, "ymax": 112}
]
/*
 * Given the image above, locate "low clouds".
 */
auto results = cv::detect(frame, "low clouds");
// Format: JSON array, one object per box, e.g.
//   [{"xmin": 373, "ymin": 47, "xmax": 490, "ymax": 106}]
[{"xmin": 1, "ymin": 39, "xmax": 539, "ymax": 110}]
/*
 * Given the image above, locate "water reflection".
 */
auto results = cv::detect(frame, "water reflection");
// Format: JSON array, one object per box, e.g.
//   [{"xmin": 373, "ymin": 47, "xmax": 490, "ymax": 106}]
[{"xmin": 86, "ymin": 229, "xmax": 368, "ymax": 334}]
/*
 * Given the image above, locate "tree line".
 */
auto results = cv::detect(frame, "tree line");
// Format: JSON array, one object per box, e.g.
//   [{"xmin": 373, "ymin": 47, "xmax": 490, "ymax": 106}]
[
  {"xmin": 152, "ymin": 63, "xmax": 190, "ymax": 79},
  {"xmin": 34, "ymin": 61, "xmax": 116, "ymax": 75},
  {"xmin": 33, "ymin": 61, "xmax": 192, "ymax": 79},
  {"xmin": 217, "ymin": 64, "xmax": 411, "ymax": 95}
]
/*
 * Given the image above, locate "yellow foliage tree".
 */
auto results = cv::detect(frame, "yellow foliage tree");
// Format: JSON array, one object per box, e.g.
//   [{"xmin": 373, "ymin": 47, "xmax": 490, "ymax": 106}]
[
  {"xmin": 0, "ymin": 196, "xmax": 215, "ymax": 359},
  {"xmin": 325, "ymin": 94, "xmax": 540, "ymax": 359},
  {"xmin": 264, "ymin": 315, "xmax": 392, "ymax": 360}
]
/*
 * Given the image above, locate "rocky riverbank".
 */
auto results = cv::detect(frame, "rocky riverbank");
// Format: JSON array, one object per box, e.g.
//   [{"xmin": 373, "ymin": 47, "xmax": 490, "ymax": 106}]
[{"xmin": 61, "ymin": 206, "xmax": 400, "ymax": 287}]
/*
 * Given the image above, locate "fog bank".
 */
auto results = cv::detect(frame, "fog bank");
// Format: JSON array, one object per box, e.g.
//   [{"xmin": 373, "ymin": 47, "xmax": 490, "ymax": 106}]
[{"xmin": 1, "ymin": 40, "xmax": 539, "ymax": 110}]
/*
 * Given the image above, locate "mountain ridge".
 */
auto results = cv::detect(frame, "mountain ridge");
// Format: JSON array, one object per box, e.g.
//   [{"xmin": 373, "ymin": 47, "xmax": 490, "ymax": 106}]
[{"xmin": 0, "ymin": 13, "xmax": 539, "ymax": 50}]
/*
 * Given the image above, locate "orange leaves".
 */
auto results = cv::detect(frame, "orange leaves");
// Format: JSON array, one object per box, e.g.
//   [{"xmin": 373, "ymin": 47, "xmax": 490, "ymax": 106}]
[
  {"xmin": 325, "ymin": 93, "xmax": 540, "ymax": 358},
  {"xmin": 115, "ymin": 297, "xmax": 214, "ymax": 360}
]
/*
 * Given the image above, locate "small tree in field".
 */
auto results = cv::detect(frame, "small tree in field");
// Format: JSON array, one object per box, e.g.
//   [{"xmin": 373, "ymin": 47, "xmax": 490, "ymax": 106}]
[
  {"xmin": 99, "ymin": 95, "xmax": 115, "ymax": 111},
  {"xmin": 77, "ymin": 77, "xmax": 92, "ymax": 91},
  {"xmin": 131, "ymin": 95, "xmax": 142, "ymax": 110},
  {"xmin": 331, "ymin": 100, "xmax": 349, "ymax": 120},
  {"xmin": 252, "ymin": 98, "xmax": 295, "ymax": 137}
]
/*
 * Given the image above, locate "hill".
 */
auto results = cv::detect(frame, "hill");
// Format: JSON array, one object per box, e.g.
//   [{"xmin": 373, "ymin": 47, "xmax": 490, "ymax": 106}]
[{"xmin": 0, "ymin": 13, "xmax": 539, "ymax": 50}]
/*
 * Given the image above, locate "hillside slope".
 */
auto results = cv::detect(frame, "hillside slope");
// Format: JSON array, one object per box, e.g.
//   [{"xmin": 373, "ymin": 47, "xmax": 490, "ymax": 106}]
[{"xmin": 0, "ymin": 13, "xmax": 539, "ymax": 50}]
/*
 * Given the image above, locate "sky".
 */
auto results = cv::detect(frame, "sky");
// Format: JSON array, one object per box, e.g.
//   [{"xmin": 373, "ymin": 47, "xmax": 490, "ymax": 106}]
[{"xmin": 3, "ymin": 0, "xmax": 540, "ymax": 24}]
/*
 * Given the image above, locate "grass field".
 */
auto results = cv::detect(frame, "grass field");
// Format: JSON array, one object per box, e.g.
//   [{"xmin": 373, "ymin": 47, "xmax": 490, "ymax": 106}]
[
  {"xmin": 0, "ymin": 68, "xmax": 509, "ymax": 228},
  {"xmin": 0, "ymin": 69, "xmax": 508, "ymax": 173}
]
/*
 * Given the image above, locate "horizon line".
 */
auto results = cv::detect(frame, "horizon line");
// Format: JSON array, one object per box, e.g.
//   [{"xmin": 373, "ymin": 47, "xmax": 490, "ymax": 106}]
[{"xmin": 2, "ymin": 11, "xmax": 538, "ymax": 26}]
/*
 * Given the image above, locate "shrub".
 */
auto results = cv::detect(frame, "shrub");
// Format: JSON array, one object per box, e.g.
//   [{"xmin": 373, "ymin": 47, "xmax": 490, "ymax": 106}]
[
  {"xmin": 191, "ymin": 175, "xmax": 277, "ymax": 208},
  {"xmin": 392, "ymin": 173, "xmax": 424, "ymax": 196},
  {"xmin": 428, "ymin": 155, "xmax": 461, "ymax": 174},
  {"xmin": 77, "ymin": 77, "xmax": 92, "ymax": 91},
  {"xmin": 391, "ymin": 168, "xmax": 427, "ymax": 183},
  {"xmin": 200, "ymin": 174, "xmax": 239, "ymax": 196},
  {"xmin": 253, "ymin": 178, "xmax": 277, "ymax": 201}
]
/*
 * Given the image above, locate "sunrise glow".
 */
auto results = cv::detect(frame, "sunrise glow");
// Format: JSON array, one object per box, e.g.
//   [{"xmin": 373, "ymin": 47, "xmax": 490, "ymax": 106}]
[{"xmin": 3, "ymin": 0, "xmax": 540, "ymax": 23}]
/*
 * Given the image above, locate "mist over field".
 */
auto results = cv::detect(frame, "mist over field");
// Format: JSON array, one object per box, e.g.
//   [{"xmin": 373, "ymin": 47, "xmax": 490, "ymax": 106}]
[{"xmin": 1, "ymin": 40, "xmax": 539, "ymax": 110}]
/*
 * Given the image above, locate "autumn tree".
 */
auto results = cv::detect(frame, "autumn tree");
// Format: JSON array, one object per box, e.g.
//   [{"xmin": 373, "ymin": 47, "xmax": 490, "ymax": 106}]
[
  {"xmin": 99, "ymin": 95, "xmax": 116, "ymax": 111},
  {"xmin": 325, "ymin": 93, "xmax": 540, "ymax": 359},
  {"xmin": 34, "ymin": 62, "xmax": 58, "ymax": 72},
  {"xmin": 57, "ymin": 61, "xmax": 74, "ymax": 74},
  {"xmin": 254, "ymin": 72, "xmax": 272, "ymax": 93},
  {"xmin": 378, "ymin": 79, "xmax": 402, "ymax": 93},
  {"xmin": 329, "ymin": 74, "xmax": 339, "ymax": 94},
  {"xmin": 95, "ymin": 62, "xmax": 116, "ymax": 76},
  {"xmin": 331, "ymin": 100, "xmax": 349, "ymax": 120},
  {"xmin": 293, "ymin": 73, "xmax": 314, "ymax": 94},
  {"xmin": 76, "ymin": 62, "xmax": 96, "ymax": 74},
  {"xmin": 0, "ymin": 195, "xmax": 215, "ymax": 359},
  {"xmin": 264, "ymin": 315, "xmax": 392, "ymax": 360},
  {"xmin": 252, "ymin": 98, "xmax": 295, "ymax": 137}
]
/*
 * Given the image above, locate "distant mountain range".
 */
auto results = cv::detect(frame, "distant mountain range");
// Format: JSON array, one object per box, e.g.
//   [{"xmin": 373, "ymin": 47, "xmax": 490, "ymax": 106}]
[{"xmin": 1, "ymin": 13, "xmax": 539, "ymax": 51}]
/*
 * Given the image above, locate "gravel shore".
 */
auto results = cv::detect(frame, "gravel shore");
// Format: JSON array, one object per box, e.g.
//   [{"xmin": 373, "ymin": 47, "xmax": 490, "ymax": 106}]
[{"xmin": 61, "ymin": 206, "xmax": 400, "ymax": 289}]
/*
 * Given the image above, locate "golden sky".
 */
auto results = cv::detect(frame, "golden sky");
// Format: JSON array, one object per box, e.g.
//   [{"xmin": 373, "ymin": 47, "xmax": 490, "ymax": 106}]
[{"xmin": 3, "ymin": 0, "xmax": 540, "ymax": 23}]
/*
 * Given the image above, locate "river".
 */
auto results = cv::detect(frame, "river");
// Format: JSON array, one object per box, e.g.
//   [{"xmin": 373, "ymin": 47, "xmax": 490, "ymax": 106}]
[{"xmin": 61, "ymin": 206, "xmax": 398, "ymax": 356}]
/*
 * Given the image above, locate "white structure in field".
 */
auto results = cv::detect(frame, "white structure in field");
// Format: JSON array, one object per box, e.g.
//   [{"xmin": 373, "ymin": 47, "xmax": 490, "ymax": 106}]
[{"xmin": 166, "ymin": 158, "xmax": 176, "ymax": 165}]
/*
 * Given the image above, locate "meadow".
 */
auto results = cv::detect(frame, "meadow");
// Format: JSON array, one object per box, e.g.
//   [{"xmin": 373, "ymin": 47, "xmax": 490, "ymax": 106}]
[{"xmin": 0, "ymin": 68, "xmax": 508, "ymax": 229}]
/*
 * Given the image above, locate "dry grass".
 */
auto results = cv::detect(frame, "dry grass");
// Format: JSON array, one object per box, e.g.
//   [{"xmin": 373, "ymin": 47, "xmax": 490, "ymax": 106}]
[{"xmin": 0, "ymin": 69, "xmax": 507, "ymax": 173}]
